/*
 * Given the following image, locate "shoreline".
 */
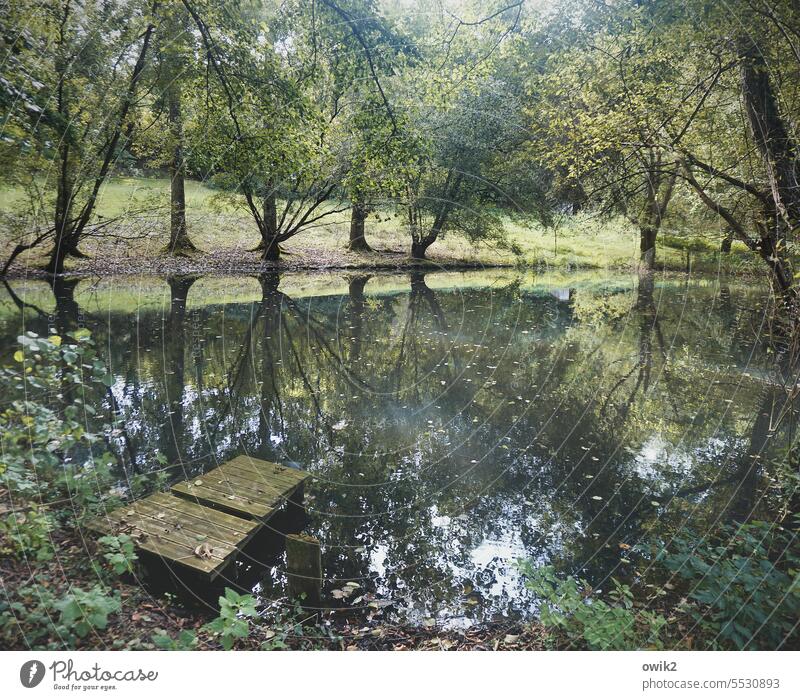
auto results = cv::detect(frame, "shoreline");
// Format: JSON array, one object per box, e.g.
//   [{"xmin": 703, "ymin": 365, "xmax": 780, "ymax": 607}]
[
  {"xmin": 0, "ymin": 248, "xmax": 747, "ymax": 281},
  {"xmin": 1, "ymin": 248, "xmax": 523, "ymax": 280}
]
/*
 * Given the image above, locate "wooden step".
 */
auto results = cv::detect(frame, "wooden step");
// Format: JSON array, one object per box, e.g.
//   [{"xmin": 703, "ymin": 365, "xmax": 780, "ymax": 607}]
[
  {"xmin": 90, "ymin": 456, "xmax": 312, "ymax": 580},
  {"xmin": 89, "ymin": 492, "xmax": 258, "ymax": 580},
  {"xmin": 170, "ymin": 457, "xmax": 310, "ymax": 521}
]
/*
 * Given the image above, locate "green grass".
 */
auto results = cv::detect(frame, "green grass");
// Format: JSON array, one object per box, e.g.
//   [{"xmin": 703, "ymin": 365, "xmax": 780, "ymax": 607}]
[{"xmin": 0, "ymin": 176, "xmax": 762, "ymax": 274}]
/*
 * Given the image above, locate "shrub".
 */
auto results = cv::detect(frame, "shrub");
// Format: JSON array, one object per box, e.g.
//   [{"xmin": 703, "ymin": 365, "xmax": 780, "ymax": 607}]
[
  {"xmin": 55, "ymin": 586, "xmax": 122, "ymax": 640},
  {"xmin": 97, "ymin": 534, "xmax": 138, "ymax": 576},
  {"xmin": 658, "ymin": 521, "xmax": 800, "ymax": 650},
  {"xmin": 0, "ymin": 330, "xmax": 121, "ymax": 541},
  {"xmin": 0, "ymin": 507, "xmax": 54, "ymax": 561},
  {"xmin": 202, "ymin": 588, "xmax": 260, "ymax": 650},
  {"xmin": 1, "ymin": 584, "xmax": 121, "ymax": 648},
  {"xmin": 519, "ymin": 563, "xmax": 666, "ymax": 650}
]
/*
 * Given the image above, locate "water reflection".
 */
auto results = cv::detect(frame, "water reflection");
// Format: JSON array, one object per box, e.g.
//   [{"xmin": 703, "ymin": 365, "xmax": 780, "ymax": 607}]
[{"xmin": 1, "ymin": 270, "xmax": 793, "ymax": 625}]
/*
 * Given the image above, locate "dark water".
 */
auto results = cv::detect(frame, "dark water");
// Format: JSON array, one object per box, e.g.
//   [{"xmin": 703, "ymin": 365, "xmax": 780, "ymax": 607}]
[{"xmin": 0, "ymin": 270, "xmax": 790, "ymax": 626}]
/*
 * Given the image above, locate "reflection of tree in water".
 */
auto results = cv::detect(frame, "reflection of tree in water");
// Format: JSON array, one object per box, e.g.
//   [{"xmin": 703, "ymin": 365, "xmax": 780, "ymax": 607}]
[
  {"xmin": 2, "ymin": 273, "xmax": 791, "ymax": 620},
  {"xmin": 160, "ymin": 276, "xmax": 197, "ymax": 465}
]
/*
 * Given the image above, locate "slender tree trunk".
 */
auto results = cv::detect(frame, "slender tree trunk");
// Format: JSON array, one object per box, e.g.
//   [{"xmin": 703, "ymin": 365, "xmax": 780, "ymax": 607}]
[
  {"xmin": 261, "ymin": 188, "xmax": 280, "ymax": 261},
  {"xmin": 166, "ymin": 84, "xmax": 195, "ymax": 255},
  {"xmin": 348, "ymin": 200, "xmax": 371, "ymax": 252},
  {"xmin": 639, "ymin": 226, "xmax": 657, "ymax": 269}
]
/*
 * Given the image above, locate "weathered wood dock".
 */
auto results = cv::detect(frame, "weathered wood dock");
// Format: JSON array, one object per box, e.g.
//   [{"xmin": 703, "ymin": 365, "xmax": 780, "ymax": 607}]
[{"xmin": 91, "ymin": 456, "xmax": 310, "ymax": 580}]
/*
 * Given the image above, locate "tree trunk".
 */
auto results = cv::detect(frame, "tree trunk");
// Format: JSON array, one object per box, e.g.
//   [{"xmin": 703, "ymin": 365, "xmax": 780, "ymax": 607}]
[
  {"xmin": 411, "ymin": 241, "xmax": 430, "ymax": 259},
  {"xmin": 261, "ymin": 239, "xmax": 280, "ymax": 262},
  {"xmin": 45, "ymin": 237, "xmax": 85, "ymax": 275},
  {"xmin": 166, "ymin": 85, "xmax": 195, "ymax": 255},
  {"xmin": 739, "ymin": 36, "xmax": 800, "ymax": 230},
  {"xmin": 348, "ymin": 201, "xmax": 371, "ymax": 252},
  {"xmin": 639, "ymin": 226, "xmax": 657, "ymax": 269},
  {"xmin": 260, "ymin": 188, "xmax": 280, "ymax": 261}
]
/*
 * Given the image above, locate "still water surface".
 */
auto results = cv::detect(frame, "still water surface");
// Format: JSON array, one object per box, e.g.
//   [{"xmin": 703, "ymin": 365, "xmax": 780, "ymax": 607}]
[{"xmin": 0, "ymin": 270, "xmax": 786, "ymax": 625}]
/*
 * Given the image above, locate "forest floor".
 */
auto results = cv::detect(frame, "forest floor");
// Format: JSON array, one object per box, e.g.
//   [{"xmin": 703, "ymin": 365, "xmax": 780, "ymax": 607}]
[{"xmin": 0, "ymin": 177, "xmax": 758, "ymax": 278}]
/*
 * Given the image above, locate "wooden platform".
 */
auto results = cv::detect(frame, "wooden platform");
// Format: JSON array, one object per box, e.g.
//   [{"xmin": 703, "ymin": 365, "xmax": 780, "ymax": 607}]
[
  {"xmin": 171, "ymin": 455, "xmax": 308, "ymax": 521},
  {"xmin": 91, "ymin": 456, "xmax": 311, "ymax": 579}
]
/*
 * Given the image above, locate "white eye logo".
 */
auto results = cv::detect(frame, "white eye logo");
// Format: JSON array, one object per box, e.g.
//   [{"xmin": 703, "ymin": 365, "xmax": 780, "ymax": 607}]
[{"xmin": 20, "ymin": 660, "xmax": 45, "ymax": 688}]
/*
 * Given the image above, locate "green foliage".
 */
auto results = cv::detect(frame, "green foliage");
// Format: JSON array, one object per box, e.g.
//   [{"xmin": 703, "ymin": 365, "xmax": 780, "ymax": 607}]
[
  {"xmin": 519, "ymin": 563, "xmax": 666, "ymax": 650},
  {"xmin": 0, "ymin": 507, "xmax": 54, "ymax": 561},
  {"xmin": 0, "ymin": 331, "xmax": 121, "ymax": 534},
  {"xmin": 54, "ymin": 586, "xmax": 122, "ymax": 640},
  {"xmin": 1, "ymin": 584, "xmax": 121, "ymax": 648},
  {"xmin": 658, "ymin": 521, "xmax": 800, "ymax": 650},
  {"xmin": 97, "ymin": 534, "xmax": 138, "ymax": 576},
  {"xmin": 152, "ymin": 628, "xmax": 198, "ymax": 650},
  {"xmin": 202, "ymin": 588, "xmax": 260, "ymax": 650}
]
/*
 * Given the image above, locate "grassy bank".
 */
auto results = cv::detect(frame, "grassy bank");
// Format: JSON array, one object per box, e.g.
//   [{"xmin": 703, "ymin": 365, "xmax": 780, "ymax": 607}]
[{"xmin": 0, "ymin": 177, "xmax": 759, "ymax": 277}]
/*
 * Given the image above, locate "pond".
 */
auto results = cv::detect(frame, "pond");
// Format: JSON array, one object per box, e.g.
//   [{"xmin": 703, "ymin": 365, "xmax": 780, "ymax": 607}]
[{"xmin": 0, "ymin": 269, "xmax": 790, "ymax": 627}]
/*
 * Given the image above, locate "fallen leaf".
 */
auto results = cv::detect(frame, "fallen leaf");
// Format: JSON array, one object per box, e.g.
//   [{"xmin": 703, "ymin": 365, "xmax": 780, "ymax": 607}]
[{"xmin": 194, "ymin": 543, "xmax": 213, "ymax": 559}]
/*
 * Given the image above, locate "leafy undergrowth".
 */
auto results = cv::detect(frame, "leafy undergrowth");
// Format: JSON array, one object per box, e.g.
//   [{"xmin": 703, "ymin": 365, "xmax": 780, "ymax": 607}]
[{"xmin": 518, "ymin": 518, "xmax": 800, "ymax": 651}]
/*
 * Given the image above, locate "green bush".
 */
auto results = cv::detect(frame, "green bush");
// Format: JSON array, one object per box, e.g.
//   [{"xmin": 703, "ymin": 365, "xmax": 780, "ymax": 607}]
[
  {"xmin": 97, "ymin": 534, "xmax": 138, "ymax": 576},
  {"xmin": 658, "ymin": 521, "xmax": 800, "ymax": 650},
  {"xmin": 519, "ymin": 563, "xmax": 666, "ymax": 650},
  {"xmin": 0, "ymin": 507, "xmax": 54, "ymax": 561},
  {"xmin": 152, "ymin": 629, "xmax": 198, "ymax": 650},
  {"xmin": 55, "ymin": 586, "xmax": 121, "ymax": 640},
  {"xmin": 202, "ymin": 588, "xmax": 260, "ymax": 650},
  {"xmin": 0, "ymin": 330, "xmax": 121, "ymax": 539},
  {"xmin": 1, "ymin": 584, "xmax": 121, "ymax": 648}
]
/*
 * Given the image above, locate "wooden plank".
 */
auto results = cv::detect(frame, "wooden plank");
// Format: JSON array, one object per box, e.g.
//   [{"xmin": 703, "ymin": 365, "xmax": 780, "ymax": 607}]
[
  {"xmin": 121, "ymin": 498, "xmax": 243, "ymax": 546},
  {"xmin": 95, "ymin": 508, "xmax": 234, "ymax": 561},
  {"xmin": 225, "ymin": 455, "xmax": 311, "ymax": 483},
  {"xmin": 146, "ymin": 491, "xmax": 253, "ymax": 532},
  {"xmin": 89, "ymin": 493, "xmax": 259, "ymax": 578},
  {"xmin": 90, "ymin": 456, "xmax": 312, "ymax": 580},
  {"xmin": 171, "ymin": 480, "xmax": 280, "ymax": 520},
  {"xmin": 203, "ymin": 467, "xmax": 287, "ymax": 502},
  {"xmin": 173, "ymin": 475, "xmax": 281, "ymax": 507},
  {"xmin": 216, "ymin": 462, "xmax": 306, "ymax": 492},
  {"xmin": 170, "ymin": 456, "xmax": 309, "ymax": 521}
]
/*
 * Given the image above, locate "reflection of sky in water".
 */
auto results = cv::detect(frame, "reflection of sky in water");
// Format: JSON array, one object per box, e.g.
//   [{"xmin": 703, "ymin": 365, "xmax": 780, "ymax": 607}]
[{"xmin": 0, "ymin": 271, "xmax": 784, "ymax": 626}]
